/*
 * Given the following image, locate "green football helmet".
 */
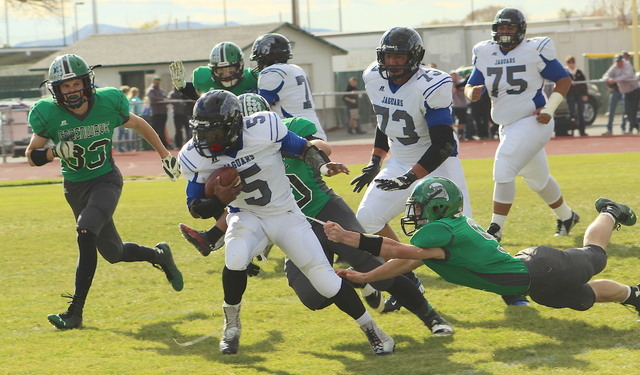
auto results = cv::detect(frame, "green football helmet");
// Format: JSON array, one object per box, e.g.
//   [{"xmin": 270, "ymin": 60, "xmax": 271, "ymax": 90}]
[
  {"xmin": 401, "ymin": 176, "xmax": 463, "ymax": 235},
  {"xmin": 47, "ymin": 54, "xmax": 95, "ymax": 109},
  {"xmin": 238, "ymin": 93, "xmax": 270, "ymax": 116},
  {"xmin": 209, "ymin": 42, "xmax": 245, "ymax": 89}
]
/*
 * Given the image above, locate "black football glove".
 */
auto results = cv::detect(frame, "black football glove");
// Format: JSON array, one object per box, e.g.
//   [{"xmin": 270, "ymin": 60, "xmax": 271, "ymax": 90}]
[
  {"xmin": 350, "ymin": 155, "xmax": 382, "ymax": 193},
  {"xmin": 375, "ymin": 171, "xmax": 418, "ymax": 191},
  {"xmin": 246, "ymin": 262, "xmax": 261, "ymax": 277}
]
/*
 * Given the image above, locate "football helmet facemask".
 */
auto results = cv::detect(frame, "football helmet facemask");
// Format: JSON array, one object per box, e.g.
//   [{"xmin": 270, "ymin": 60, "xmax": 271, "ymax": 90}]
[
  {"xmin": 46, "ymin": 54, "xmax": 95, "ymax": 109},
  {"xmin": 491, "ymin": 8, "xmax": 527, "ymax": 49},
  {"xmin": 376, "ymin": 27, "xmax": 425, "ymax": 81},
  {"xmin": 250, "ymin": 33, "xmax": 292, "ymax": 71},
  {"xmin": 238, "ymin": 93, "xmax": 270, "ymax": 117},
  {"xmin": 401, "ymin": 176, "xmax": 463, "ymax": 236},
  {"xmin": 209, "ymin": 42, "xmax": 245, "ymax": 89},
  {"xmin": 190, "ymin": 90, "xmax": 243, "ymax": 157}
]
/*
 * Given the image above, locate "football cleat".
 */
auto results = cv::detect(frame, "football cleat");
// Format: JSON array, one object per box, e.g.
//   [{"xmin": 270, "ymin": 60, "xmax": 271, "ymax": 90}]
[
  {"xmin": 595, "ymin": 198, "xmax": 637, "ymax": 227},
  {"xmin": 502, "ymin": 295, "xmax": 530, "ymax": 306},
  {"xmin": 360, "ymin": 320, "xmax": 395, "ymax": 355},
  {"xmin": 47, "ymin": 294, "xmax": 84, "ymax": 330},
  {"xmin": 425, "ymin": 313, "xmax": 454, "ymax": 336},
  {"xmin": 554, "ymin": 211, "xmax": 580, "ymax": 237},
  {"xmin": 153, "ymin": 243, "xmax": 184, "ymax": 291},
  {"xmin": 361, "ymin": 289, "xmax": 385, "ymax": 313},
  {"xmin": 220, "ymin": 303, "xmax": 241, "ymax": 354},
  {"xmin": 487, "ymin": 223, "xmax": 502, "ymax": 242},
  {"xmin": 179, "ymin": 223, "xmax": 223, "ymax": 256},
  {"xmin": 381, "ymin": 272, "xmax": 424, "ymax": 313},
  {"xmin": 382, "ymin": 296, "xmax": 401, "ymax": 313}
]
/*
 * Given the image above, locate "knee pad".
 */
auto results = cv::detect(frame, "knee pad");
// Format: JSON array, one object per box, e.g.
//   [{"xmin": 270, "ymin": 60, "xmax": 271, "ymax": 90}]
[
  {"xmin": 493, "ymin": 182, "xmax": 516, "ymax": 204},
  {"xmin": 533, "ymin": 176, "xmax": 561, "ymax": 203}
]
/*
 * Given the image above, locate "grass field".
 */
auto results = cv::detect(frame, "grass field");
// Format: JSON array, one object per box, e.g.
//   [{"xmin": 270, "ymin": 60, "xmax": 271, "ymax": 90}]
[{"xmin": 1, "ymin": 153, "xmax": 640, "ymax": 375}]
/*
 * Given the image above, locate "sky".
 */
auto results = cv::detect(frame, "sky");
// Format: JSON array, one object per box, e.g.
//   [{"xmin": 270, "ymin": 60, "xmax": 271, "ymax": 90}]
[{"xmin": 2, "ymin": 0, "xmax": 597, "ymax": 47}]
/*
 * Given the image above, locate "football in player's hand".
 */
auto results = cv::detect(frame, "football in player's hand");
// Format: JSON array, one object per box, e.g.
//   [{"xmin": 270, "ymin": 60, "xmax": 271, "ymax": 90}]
[{"xmin": 204, "ymin": 167, "xmax": 240, "ymax": 198}]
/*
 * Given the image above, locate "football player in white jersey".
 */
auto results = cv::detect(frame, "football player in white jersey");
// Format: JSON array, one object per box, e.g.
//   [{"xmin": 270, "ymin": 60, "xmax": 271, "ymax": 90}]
[
  {"xmin": 464, "ymin": 9, "xmax": 578, "ymax": 246},
  {"xmin": 250, "ymin": 33, "xmax": 327, "ymax": 141},
  {"xmin": 178, "ymin": 90, "xmax": 395, "ymax": 356},
  {"xmin": 351, "ymin": 26, "xmax": 471, "ymax": 312}
]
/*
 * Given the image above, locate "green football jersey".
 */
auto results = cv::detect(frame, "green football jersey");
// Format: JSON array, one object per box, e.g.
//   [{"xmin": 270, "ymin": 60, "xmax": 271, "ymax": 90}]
[
  {"xmin": 192, "ymin": 67, "xmax": 258, "ymax": 95},
  {"xmin": 282, "ymin": 117, "xmax": 332, "ymax": 218},
  {"xmin": 410, "ymin": 216, "xmax": 530, "ymax": 296},
  {"xmin": 28, "ymin": 87, "xmax": 129, "ymax": 182}
]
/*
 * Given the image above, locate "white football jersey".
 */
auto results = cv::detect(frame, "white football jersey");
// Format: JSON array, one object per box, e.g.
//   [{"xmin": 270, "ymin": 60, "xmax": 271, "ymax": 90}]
[
  {"xmin": 179, "ymin": 111, "xmax": 299, "ymax": 217},
  {"xmin": 471, "ymin": 37, "xmax": 557, "ymax": 125},
  {"xmin": 258, "ymin": 63, "xmax": 327, "ymax": 140},
  {"xmin": 363, "ymin": 62, "xmax": 454, "ymax": 165}
]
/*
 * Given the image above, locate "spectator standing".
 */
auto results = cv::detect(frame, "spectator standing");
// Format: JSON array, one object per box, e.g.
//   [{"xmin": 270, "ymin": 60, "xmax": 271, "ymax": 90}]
[
  {"xmin": 146, "ymin": 76, "xmax": 170, "ymax": 147},
  {"xmin": 128, "ymin": 87, "xmax": 143, "ymax": 115},
  {"xmin": 126, "ymin": 86, "xmax": 143, "ymax": 151},
  {"xmin": 564, "ymin": 56, "xmax": 589, "ymax": 136},
  {"xmin": 116, "ymin": 85, "xmax": 131, "ymax": 152},
  {"xmin": 450, "ymin": 69, "xmax": 473, "ymax": 140},
  {"xmin": 343, "ymin": 77, "xmax": 366, "ymax": 134},
  {"xmin": 603, "ymin": 55, "xmax": 640, "ymax": 134},
  {"xmin": 169, "ymin": 87, "xmax": 192, "ymax": 148},
  {"xmin": 469, "ymin": 89, "xmax": 492, "ymax": 139},
  {"xmin": 603, "ymin": 65, "xmax": 627, "ymax": 135}
]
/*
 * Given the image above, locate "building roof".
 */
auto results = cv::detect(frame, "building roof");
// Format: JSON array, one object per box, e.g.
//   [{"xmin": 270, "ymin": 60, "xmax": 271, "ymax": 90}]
[{"xmin": 29, "ymin": 22, "xmax": 347, "ymax": 72}]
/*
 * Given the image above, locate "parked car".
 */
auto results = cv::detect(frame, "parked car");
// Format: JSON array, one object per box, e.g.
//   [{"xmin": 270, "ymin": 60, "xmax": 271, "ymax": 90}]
[{"xmin": 550, "ymin": 81, "xmax": 602, "ymax": 134}]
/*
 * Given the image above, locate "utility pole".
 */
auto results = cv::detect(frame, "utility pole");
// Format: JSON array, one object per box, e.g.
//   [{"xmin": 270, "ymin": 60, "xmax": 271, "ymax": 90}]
[
  {"xmin": 74, "ymin": 2, "xmax": 84, "ymax": 43},
  {"xmin": 291, "ymin": 0, "xmax": 299, "ymax": 27},
  {"xmin": 61, "ymin": 0, "xmax": 67, "ymax": 46},
  {"xmin": 633, "ymin": 0, "xmax": 639, "ymax": 72},
  {"xmin": 4, "ymin": 0, "xmax": 9, "ymax": 47},
  {"xmin": 92, "ymin": 0, "xmax": 98, "ymax": 34}
]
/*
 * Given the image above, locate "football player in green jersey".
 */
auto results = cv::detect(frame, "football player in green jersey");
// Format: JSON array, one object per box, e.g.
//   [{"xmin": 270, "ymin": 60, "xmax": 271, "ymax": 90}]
[
  {"xmin": 169, "ymin": 41, "xmax": 258, "ymax": 100},
  {"xmin": 327, "ymin": 177, "xmax": 640, "ymax": 318},
  {"xmin": 25, "ymin": 54, "xmax": 183, "ymax": 330},
  {"xmin": 179, "ymin": 93, "xmax": 454, "ymax": 336}
]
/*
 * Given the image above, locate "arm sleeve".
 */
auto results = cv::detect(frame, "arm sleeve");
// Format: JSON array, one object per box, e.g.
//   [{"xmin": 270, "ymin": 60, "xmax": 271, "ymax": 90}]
[
  {"xmin": 280, "ymin": 130, "xmax": 308, "ymax": 156},
  {"xmin": 467, "ymin": 68, "xmax": 485, "ymax": 86},
  {"xmin": 179, "ymin": 82, "xmax": 200, "ymax": 101},
  {"xmin": 373, "ymin": 127, "xmax": 390, "ymax": 152},
  {"xmin": 416, "ymin": 125, "xmax": 456, "ymax": 173}
]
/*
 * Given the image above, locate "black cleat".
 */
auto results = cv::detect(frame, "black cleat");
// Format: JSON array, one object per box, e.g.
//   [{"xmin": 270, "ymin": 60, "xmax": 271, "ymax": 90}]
[{"xmin": 595, "ymin": 198, "xmax": 636, "ymax": 227}]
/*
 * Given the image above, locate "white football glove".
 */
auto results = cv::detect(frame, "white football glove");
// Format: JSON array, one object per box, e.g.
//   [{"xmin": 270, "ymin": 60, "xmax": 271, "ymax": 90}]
[
  {"xmin": 161, "ymin": 154, "xmax": 181, "ymax": 182},
  {"xmin": 169, "ymin": 60, "xmax": 186, "ymax": 89},
  {"xmin": 52, "ymin": 140, "xmax": 74, "ymax": 160}
]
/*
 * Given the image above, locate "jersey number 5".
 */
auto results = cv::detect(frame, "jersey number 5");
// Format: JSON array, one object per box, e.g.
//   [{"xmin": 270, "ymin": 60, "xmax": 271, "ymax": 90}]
[{"xmin": 486, "ymin": 65, "xmax": 528, "ymax": 98}]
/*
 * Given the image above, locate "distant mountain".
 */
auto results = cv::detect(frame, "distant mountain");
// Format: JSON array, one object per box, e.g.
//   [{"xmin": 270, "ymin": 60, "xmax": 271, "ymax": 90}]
[
  {"xmin": 13, "ymin": 21, "xmax": 227, "ymax": 48},
  {"xmin": 13, "ymin": 21, "xmax": 334, "ymax": 48}
]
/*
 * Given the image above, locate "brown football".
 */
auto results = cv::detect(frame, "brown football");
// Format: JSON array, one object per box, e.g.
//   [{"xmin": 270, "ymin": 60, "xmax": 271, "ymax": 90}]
[{"xmin": 204, "ymin": 167, "xmax": 240, "ymax": 198}]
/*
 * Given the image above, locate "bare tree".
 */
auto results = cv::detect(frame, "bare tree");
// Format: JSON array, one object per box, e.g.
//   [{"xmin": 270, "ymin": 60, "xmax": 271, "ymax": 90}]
[
  {"xmin": 7, "ymin": 0, "xmax": 60, "ymax": 15},
  {"xmin": 462, "ymin": 5, "xmax": 505, "ymax": 24}
]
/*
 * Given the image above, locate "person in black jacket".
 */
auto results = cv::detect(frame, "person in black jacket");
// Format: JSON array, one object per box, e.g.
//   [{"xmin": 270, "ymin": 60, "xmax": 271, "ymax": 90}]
[{"xmin": 565, "ymin": 56, "xmax": 589, "ymax": 136}]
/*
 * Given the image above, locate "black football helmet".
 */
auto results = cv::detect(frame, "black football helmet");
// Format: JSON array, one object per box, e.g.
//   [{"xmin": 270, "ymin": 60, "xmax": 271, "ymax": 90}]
[
  {"xmin": 250, "ymin": 33, "xmax": 292, "ymax": 71},
  {"xmin": 190, "ymin": 90, "xmax": 243, "ymax": 157},
  {"xmin": 46, "ymin": 54, "xmax": 95, "ymax": 109},
  {"xmin": 492, "ymin": 8, "xmax": 527, "ymax": 48},
  {"xmin": 376, "ymin": 27, "xmax": 425, "ymax": 81}
]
